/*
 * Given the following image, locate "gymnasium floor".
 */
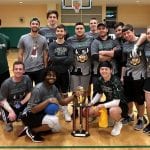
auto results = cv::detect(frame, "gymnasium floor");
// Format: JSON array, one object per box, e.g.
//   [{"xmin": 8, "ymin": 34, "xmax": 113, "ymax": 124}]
[{"xmin": 0, "ymin": 49, "xmax": 149, "ymax": 150}]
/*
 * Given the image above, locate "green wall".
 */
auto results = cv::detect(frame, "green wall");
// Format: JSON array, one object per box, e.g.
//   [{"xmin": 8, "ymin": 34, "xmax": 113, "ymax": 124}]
[
  {"xmin": 0, "ymin": 27, "xmax": 30, "ymax": 48},
  {"xmin": 0, "ymin": 26, "xmax": 89, "ymax": 48}
]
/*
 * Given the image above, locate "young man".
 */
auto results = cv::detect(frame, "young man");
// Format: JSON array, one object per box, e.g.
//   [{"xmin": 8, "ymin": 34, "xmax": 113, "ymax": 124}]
[
  {"xmin": 143, "ymin": 27, "xmax": 150, "ymax": 134},
  {"xmin": 88, "ymin": 61, "xmax": 128, "ymax": 136},
  {"xmin": 86, "ymin": 18, "xmax": 99, "ymax": 39},
  {"xmin": 18, "ymin": 17, "xmax": 48, "ymax": 85},
  {"xmin": 113, "ymin": 22, "xmax": 125, "ymax": 78},
  {"xmin": 86, "ymin": 18, "xmax": 98, "ymax": 102},
  {"xmin": 0, "ymin": 61, "xmax": 32, "ymax": 132},
  {"xmin": 48, "ymin": 24, "xmax": 74, "ymax": 122},
  {"xmin": 39, "ymin": 10, "xmax": 58, "ymax": 46},
  {"xmin": 20, "ymin": 68, "xmax": 77, "ymax": 142},
  {"xmin": 121, "ymin": 24, "xmax": 146, "ymax": 130},
  {"xmin": 67, "ymin": 22, "xmax": 94, "ymax": 93},
  {"xmin": 0, "ymin": 31, "xmax": 10, "ymax": 86},
  {"xmin": 91, "ymin": 23, "xmax": 121, "ymax": 96}
]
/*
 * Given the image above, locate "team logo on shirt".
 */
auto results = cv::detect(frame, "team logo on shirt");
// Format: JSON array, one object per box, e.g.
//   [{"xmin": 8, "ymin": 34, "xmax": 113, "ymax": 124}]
[
  {"xmin": 31, "ymin": 42, "xmax": 39, "ymax": 58},
  {"xmin": 75, "ymin": 48, "xmax": 89, "ymax": 63},
  {"xmin": 129, "ymin": 51, "xmax": 141, "ymax": 66}
]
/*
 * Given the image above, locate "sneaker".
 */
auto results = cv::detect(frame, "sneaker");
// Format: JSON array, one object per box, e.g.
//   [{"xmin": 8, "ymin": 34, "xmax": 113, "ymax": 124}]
[
  {"xmin": 134, "ymin": 119, "xmax": 144, "ymax": 131},
  {"xmin": 122, "ymin": 115, "xmax": 134, "ymax": 125},
  {"xmin": 111, "ymin": 121, "xmax": 123, "ymax": 136},
  {"xmin": 62, "ymin": 106, "xmax": 71, "ymax": 122},
  {"xmin": 26, "ymin": 128, "xmax": 44, "ymax": 143},
  {"xmin": 137, "ymin": 115, "xmax": 147, "ymax": 124},
  {"xmin": 143, "ymin": 123, "xmax": 150, "ymax": 133},
  {"xmin": 5, "ymin": 123, "xmax": 13, "ymax": 132},
  {"xmin": 18, "ymin": 126, "xmax": 28, "ymax": 137},
  {"xmin": 143, "ymin": 116, "xmax": 147, "ymax": 124}
]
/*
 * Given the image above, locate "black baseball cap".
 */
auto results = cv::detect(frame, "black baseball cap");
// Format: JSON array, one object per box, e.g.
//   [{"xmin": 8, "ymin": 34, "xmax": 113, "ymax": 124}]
[
  {"xmin": 98, "ymin": 61, "xmax": 112, "ymax": 69},
  {"xmin": 97, "ymin": 23, "xmax": 108, "ymax": 28}
]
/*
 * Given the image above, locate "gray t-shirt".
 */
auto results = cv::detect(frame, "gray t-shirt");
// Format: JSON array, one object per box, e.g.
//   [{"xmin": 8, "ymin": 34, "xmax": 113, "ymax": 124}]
[
  {"xmin": 122, "ymin": 41, "xmax": 146, "ymax": 80},
  {"xmin": 17, "ymin": 33, "xmax": 48, "ymax": 72},
  {"xmin": 0, "ymin": 75, "xmax": 33, "ymax": 106},
  {"xmin": 85, "ymin": 31, "xmax": 99, "ymax": 39},
  {"xmin": 26, "ymin": 82, "xmax": 61, "ymax": 113},
  {"xmin": 91, "ymin": 36, "xmax": 120, "ymax": 75},
  {"xmin": 39, "ymin": 27, "xmax": 56, "ymax": 46},
  {"xmin": 67, "ymin": 34, "xmax": 94, "ymax": 75},
  {"xmin": 144, "ymin": 41, "xmax": 150, "ymax": 77}
]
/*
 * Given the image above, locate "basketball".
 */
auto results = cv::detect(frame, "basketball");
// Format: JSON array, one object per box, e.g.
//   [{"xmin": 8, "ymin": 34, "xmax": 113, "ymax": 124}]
[{"xmin": 44, "ymin": 103, "xmax": 59, "ymax": 115}]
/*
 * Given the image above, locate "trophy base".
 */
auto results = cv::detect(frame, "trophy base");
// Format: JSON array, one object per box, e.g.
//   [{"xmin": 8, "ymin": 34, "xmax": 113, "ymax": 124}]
[{"xmin": 71, "ymin": 130, "xmax": 90, "ymax": 137}]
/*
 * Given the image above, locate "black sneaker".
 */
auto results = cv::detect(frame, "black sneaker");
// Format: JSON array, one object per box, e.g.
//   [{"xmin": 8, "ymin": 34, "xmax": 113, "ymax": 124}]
[
  {"xmin": 26, "ymin": 128, "xmax": 44, "ymax": 143},
  {"xmin": 122, "ymin": 115, "xmax": 134, "ymax": 125},
  {"xmin": 134, "ymin": 119, "xmax": 144, "ymax": 131},
  {"xmin": 137, "ymin": 115, "xmax": 147, "ymax": 124},
  {"xmin": 143, "ymin": 116, "xmax": 148, "ymax": 124},
  {"xmin": 18, "ymin": 126, "xmax": 28, "ymax": 137},
  {"xmin": 143, "ymin": 123, "xmax": 150, "ymax": 133}
]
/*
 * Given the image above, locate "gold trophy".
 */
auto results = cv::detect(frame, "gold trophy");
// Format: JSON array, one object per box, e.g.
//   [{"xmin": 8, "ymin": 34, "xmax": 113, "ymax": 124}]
[{"xmin": 71, "ymin": 86, "xmax": 90, "ymax": 137}]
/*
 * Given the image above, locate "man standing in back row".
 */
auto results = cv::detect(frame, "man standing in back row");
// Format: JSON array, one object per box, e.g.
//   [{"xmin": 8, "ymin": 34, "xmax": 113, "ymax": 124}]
[
  {"xmin": 18, "ymin": 17, "xmax": 48, "ymax": 85},
  {"xmin": 48, "ymin": 24, "xmax": 74, "ymax": 122}
]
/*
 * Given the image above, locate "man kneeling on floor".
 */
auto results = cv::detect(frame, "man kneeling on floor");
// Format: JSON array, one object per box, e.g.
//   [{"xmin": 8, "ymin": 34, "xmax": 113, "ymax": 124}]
[
  {"xmin": 18, "ymin": 67, "xmax": 76, "ymax": 142},
  {"xmin": 88, "ymin": 61, "xmax": 128, "ymax": 136}
]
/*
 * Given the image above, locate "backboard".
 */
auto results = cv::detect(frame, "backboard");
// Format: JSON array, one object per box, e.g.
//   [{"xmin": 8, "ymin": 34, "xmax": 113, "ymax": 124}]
[{"xmin": 62, "ymin": 0, "xmax": 92, "ymax": 9}]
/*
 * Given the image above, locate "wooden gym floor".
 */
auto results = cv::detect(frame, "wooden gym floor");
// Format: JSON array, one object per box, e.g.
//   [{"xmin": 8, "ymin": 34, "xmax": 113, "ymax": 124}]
[{"xmin": 0, "ymin": 49, "xmax": 149, "ymax": 150}]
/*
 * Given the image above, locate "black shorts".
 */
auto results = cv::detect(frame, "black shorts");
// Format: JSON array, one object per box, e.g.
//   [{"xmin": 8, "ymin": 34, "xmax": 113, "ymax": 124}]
[
  {"xmin": 21, "ymin": 111, "xmax": 45, "ymax": 128},
  {"xmin": 119, "ymin": 102, "xmax": 128, "ymax": 118},
  {"xmin": 0, "ymin": 104, "xmax": 26, "ymax": 123},
  {"xmin": 123, "ymin": 76, "xmax": 145, "ymax": 105},
  {"xmin": 55, "ymin": 71, "xmax": 70, "ymax": 93},
  {"xmin": 143, "ymin": 77, "xmax": 150, "ymax": 92},
  {"xmin": 0, "ymin": 70, "xmax": 10, "ymax": 86}
]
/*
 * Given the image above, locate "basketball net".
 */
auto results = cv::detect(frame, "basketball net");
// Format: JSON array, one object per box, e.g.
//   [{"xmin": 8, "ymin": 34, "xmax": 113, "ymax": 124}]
[{"xmin": 72, "ymin": 0, "xmax": 81, "ymax": 13}]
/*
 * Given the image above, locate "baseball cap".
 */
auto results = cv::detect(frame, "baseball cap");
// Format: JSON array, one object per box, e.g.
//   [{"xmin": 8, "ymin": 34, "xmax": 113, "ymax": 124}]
[
  {"xmin": 98, "ymin": 61, "xmax": 112, "ymax": 69},
  {"xmin": 97, "ymin": 23, "xmax": 108, "ymax": 28}
]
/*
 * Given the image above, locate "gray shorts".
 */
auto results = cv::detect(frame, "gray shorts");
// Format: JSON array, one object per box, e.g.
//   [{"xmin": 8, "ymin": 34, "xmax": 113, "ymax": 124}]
[{"xmin": 70, "ymin": 74, "xmax": 91, "ymax": 91}]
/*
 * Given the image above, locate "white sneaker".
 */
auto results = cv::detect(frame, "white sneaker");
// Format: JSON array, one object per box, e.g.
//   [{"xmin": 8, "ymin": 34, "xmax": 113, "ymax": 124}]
[
  {"xmin": 111, "ymin": 121, "xmax": 123, "ymax": 136},
  {"xmin": 62, "ymin": 106, "xmax": 71, "ymax": 122}
]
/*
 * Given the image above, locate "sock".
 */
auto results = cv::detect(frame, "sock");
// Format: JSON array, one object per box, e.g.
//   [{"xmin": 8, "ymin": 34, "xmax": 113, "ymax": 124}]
[{"xmin": 128, "ymin": 113, "xmax": 133, "ymax": 118}]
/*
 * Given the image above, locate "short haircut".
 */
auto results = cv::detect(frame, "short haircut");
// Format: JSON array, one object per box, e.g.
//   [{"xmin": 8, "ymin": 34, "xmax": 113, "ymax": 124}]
[
  {"xmin": 46, "ymin": 10, "xmax": 59, "ymax": 19},
  {"xmin": 30, "ymin": 17, "xmax": 40, "ymax": 25},
  {"xmin": 75, "ymin": 22, "xmax": 85, "ymax": 28},
  {"xmin": 56, "ymin": 24, "xmax": 65, "ymax": 30},
  {"xmin": 13, "ymin": 61, "xmax": 25, "ymax": 70},
  {"xmin": 43, "ymin": 67, "xmax": 56, "ymax": 80},
  {"xmin": 114, "ymin": 22, "xmax": 124, "ymax": 29},
  {"xmin": 122, "ymin": 24, "xmax": 134, "ymax": 32},
  {"xmin": 90, "ymin": 17, "xmax": 97, "ymax": 21}
]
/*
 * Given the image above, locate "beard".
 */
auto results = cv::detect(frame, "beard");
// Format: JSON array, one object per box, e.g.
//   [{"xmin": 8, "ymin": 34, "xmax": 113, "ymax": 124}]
[{"xmin": 31, "ymin": 27, "xmax": 39, "ymax": 33}]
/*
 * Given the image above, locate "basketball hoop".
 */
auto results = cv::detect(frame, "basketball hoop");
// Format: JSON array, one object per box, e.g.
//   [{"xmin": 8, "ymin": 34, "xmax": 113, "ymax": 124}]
[{"xmin": 72, "ymin": 0, "xmax": 81, "ymax": 13}]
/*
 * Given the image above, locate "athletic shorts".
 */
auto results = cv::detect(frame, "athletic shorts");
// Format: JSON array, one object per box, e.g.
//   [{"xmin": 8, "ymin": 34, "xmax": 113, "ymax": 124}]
[
  {"xmin": 123, "ymin": 76, "xmax": 145, "ymax": 105},
  {"xmin": 70, "ymin": 74, "xmax": 91, "ymax": 92},
  {"xmin": 0, "ymin": 104, "xmax": 26, "ymax": 123},
  {"xmin": 21, "ymin": 111, "xmax": 45, "ymax": 128},
  {"xmin": 143, "ymin": 77, "xmax": 150, "ymax": 92}
]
